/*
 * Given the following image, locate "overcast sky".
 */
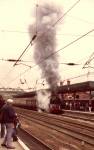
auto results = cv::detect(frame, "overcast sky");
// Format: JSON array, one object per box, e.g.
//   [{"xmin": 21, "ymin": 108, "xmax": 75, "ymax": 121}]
[{"xmin": 0, "ymin": 0, "xmax": 94, "ymax": 90}]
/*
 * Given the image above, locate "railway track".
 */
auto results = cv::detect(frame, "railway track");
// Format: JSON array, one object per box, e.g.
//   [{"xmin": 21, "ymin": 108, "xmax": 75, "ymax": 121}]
[
  {"xmin": 63, "ymin": 110, "xmax": 94, "ymax": 122},
  {"xmin": 15, "ymin": 107, "xmax": 94, "ymax": 150},
  {"xmin": 18, "ymin": 117, "xmax": 72, "ymax": 150},
  {"xmin": 18, "ymin": 127, "xmax": 52, "ymax": 150}
]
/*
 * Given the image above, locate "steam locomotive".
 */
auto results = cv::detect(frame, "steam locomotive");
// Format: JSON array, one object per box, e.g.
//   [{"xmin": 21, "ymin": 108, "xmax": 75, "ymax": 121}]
[{"xmin": 49, "ymin": 93, "xmax": 62, "ymax": 113}]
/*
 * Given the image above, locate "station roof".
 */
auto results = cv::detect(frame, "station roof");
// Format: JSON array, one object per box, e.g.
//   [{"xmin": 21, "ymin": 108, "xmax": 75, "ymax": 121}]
[
  {"xmin": 58, "ymin": 81, "xmax": 94, "ymax": 93},
  {"xmin": 13, "ymin": 81, "xmax": 94, "ymax": 98}
]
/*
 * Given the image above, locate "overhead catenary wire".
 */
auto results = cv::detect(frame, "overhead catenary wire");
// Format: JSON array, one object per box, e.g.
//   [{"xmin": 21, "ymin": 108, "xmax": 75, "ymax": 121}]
[
  {"xmin": 0, "ymin": 58, "xmax": 34, "ymax": 63},
  {"xmin": 1, "ymin": 1, "xmax": 94, "ymax": 34},
  {"xmin": 65, "ymin": 71, "xmax": 94, "ymax": 84},
  {"xmin": 0, "ymin": 40, "xmax": 35, "ymax": 85},
  {"xmin": 62, "ymin": 72, "xmax": 92, "ymax": 83},
  {"xmin": 1, "ymin": 29, "xmax": 94, "ymax": 37},
  {"xmin": 59, "ymin": 62, "xmax": 80, "ymax": 66},
  {"xmin": 12, "ymin": 0, "xmax": 80, "ymax": 67},
  {"xmin": 82, "ymin": 51, "xmax": 94, "ymax": 69},
  {"xmin": 1, "ymin": 0, "xmax": 91, "ymax": 87},
  {"xmin": 15, "ymin": 63, "xmax": 32, "ymax": 68},
  {"xmin": 1, "ymin": 13, "xmax": 94, "ymax": 35},
  {"xmin": 7, "ymin": 27, "xmax": 94, "ymax": 86},
  {"xmin": 1, "ymin": 0, "xmax": 80, "ymax": 86},
  {"xmin": 52, "ymin": 0, "xmax": 80, "ymax": 27},
  {"xmin": 13, "ymin": 34, "xmax": 37, "ymax": 67},
  {"xmin": 14, "ymin": 71, "xmax": 94, "ymax": 90},
  {"xmin": 68, "ymin": 14, "xmax": 94, "ymax": 25},
  {"xmin": 12, "ymin": 1, "xmax": 39, "ymax": 67},
  {"xmin": 29, "ymin": 28, "xmax": 94, "ymax": 69},
  {"xmin": 0, "ymin": 58, "xmax": 22, "ymax": 62}
]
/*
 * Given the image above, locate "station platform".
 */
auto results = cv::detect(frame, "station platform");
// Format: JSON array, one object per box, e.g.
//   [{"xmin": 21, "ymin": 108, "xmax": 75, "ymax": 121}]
[{"xmin": 0, "ymin": 137, "xmax": 29, "ymax": 150}]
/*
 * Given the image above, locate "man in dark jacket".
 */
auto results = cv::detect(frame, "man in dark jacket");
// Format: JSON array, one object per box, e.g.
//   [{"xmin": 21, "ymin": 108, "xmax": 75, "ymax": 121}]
[{"xmin": 1, "ymin": 99, "xmax": 16, "ymax": 149}]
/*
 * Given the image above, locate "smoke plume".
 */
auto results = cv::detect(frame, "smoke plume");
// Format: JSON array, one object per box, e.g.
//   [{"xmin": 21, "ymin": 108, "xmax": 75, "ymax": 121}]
[
  {"xmin": 29, "ymin": 3, "xmax": 61, "ymax": 89},
  {"xmin": 37, "ymin": 89, "xmax": 51, "ymax": 112}
]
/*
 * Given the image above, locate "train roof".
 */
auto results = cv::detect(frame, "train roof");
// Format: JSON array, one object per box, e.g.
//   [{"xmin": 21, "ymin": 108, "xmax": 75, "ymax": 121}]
[
  {"xmin": 13, "ymin": 91, "xmax": 36, "ymax": 98},
  {"xmin": 13, "ymin": 81, "xmax": 94, "ymax": 98}
]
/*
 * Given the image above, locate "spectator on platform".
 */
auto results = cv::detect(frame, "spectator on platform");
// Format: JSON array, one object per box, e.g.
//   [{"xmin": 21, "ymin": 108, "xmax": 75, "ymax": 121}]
[
  {"xmin": 12, "ymin": 113, "xmax": 21, "ymax": 142},
  {"xmin": 89, "ymin": 102, "xmax": 92, "ymax": 112},
  {"xmin": 69, "ymin": 102, "xmax": 72, "ymax": 110},
  {"xmin": 0, "ymin": 95, "xmax": 5, "ymax": 138},
  {"xmin": 1, "ymin": 99, "xmax": 16, "ymax": 149}
]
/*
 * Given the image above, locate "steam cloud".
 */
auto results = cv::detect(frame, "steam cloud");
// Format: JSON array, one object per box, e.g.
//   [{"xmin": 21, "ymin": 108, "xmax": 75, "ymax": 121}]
[
  {"xmin": 29, "ymin": 3, "xmax": 61, "ymax": 89},
  {"xmin": 36, "ymin": 89, "xmax": 51, "ymax": 112}
]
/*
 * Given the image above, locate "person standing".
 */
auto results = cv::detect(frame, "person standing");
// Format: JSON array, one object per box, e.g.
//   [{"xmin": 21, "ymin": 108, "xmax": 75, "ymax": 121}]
[
  {"xmin": 0, "ymin": 95, "xmax": 5, "ymax": 138},
  {"xmin": 1, "ymin": 99, "xmax": 16, "ymax": 149}
]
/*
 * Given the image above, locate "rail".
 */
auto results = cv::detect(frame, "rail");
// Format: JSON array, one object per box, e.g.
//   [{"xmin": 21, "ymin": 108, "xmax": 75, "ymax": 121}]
[
  {"xmin": 63, "ymin": 110, "xmax": 94, "ymax": 121},
  {"xmin": 15, "ymin": 107, "xmax": 94, "ymax": 150},
  {"xmin": 18, "ymin": 127, "xmax": 52, "ymax": 150}
]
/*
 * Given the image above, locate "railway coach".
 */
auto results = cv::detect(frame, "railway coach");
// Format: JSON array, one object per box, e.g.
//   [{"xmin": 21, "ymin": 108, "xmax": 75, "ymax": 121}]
[{"xmin": 13, "ymin": 91, "xmax": 37, "ymax": 111}]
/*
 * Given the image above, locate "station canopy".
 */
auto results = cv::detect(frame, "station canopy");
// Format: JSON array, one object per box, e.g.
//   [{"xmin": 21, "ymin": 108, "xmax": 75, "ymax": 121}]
[{"xmin": 58, "ymin": 81, "xmax": 94, "ymax": 93}]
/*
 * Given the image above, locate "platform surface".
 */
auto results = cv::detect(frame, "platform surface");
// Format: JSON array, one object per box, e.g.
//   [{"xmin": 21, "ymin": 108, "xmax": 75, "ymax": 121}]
[{"xmin": 0, "ymin": 137, "xmax": 24, "ymax": 150}]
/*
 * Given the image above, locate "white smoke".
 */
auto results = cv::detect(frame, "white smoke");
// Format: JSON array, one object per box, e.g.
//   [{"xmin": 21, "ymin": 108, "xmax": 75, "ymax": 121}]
[{"xmin": 37, "ymin": 89, "xmax": 51, "ymax": 112}]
